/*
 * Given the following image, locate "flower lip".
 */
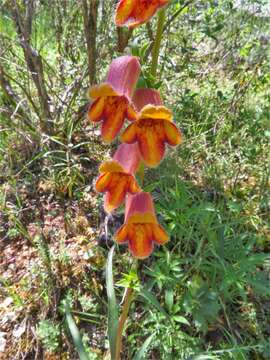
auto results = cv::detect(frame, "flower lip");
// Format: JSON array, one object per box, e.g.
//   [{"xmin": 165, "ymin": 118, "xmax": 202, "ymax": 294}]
[
  {"xmin": 139, "ymin": 104, "xmax": 173, "ymax": 122},
  {"xmin": 89, "ymin": 83, "xmax": 119, "ymax": 99},
  {"xmin": 99, "ymin": 160, "xmax": 125, "ymax": 174}
]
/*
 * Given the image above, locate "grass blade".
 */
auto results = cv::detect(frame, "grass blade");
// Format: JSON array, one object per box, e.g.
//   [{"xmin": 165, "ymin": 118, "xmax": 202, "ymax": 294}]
[
  {"xmin": 133, "ymin": 333, "xmax": 155, "ymax": 360},
  {"xmin": 106, "ymin": 246, "xmax": 119, "ymax": 360},
  {"xmin": 65, "ymin": 303, "xmax": 89, "ymax": 360},
  {"xmin": 139, "ymin": 287, "xmax": 170, "ymax": 321}
]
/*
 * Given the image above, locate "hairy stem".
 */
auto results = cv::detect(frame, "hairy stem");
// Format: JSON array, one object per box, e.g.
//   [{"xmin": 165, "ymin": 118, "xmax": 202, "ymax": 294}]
[{"xmin": 150, "ymin": 8, "xmax": 166, "ymax": 79}]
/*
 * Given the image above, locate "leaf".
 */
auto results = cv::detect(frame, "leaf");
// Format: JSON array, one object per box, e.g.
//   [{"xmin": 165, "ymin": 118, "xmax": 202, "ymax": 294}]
[
  {"xmin": 188, "ymin": 355, "xmax": 219, "ymax": 360},
  {"xmin": 133, "ymin": 333, "xmax": 155, "ymax": 360},
  {"xmin": 165, "ymin": 288, "xmax": 174, "ymax": 312},
  {"xmin": 143, "ymin": 181, "xmax": 159, "ymax": 192},
  {"xmin": 106, "ymin": 246, "xmax": 119, "ymax": 360},
  {"xmin": 173, "ymin": 316, "xmax": 190, "ymax": 326},
  {"xmin": 139, "ymin": 287, "xmax": 170, "ymax": 321},
  {"xmin": 183, "ymin": 279, "xmax": 220, "ymax": 333},
  {"xmin": 65, "ymin": 304, "xmax": 89, "ymax": 360},
  {"xmin": 249, "ymin": 272, "xmax": 270, "ymax": 297}
]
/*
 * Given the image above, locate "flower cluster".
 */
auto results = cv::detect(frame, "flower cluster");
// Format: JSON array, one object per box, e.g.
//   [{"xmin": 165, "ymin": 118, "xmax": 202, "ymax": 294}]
[
  {"xmin": 88, "ymin": 55, "xmax": 181, "ymax": 259},
  {"xmin": 88, "ymin": 0, "xmax": 180, "ymax": 259}
]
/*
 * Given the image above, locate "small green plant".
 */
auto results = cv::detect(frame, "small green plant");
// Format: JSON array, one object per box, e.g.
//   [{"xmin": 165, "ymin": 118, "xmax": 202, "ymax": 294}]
[{"xmin": 36, "ymin": 320, "xmax": 60, "ymax": 353}]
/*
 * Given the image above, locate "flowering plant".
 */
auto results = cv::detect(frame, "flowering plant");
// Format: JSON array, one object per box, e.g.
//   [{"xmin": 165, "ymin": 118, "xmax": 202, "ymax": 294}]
[{"xmin": 88, "ymin": 1, "xmax": 182, "ymax": 358}]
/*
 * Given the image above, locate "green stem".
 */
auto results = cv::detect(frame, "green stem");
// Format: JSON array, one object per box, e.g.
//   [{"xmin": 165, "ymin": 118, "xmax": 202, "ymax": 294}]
[
  {"xmin": 150, "ymin": 8, "xmax": 166, "ymax": 79},
  {"xmin": 114, "ymin": 260, "xmax": 138, "ymax": 360}
]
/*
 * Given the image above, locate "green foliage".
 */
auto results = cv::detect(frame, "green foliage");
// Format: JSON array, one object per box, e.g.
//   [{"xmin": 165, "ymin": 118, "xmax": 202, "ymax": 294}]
[
  {"xmin": 36, "ymin": 320, "xmax": 60, "ymax": 353},
  {"xmin": 183, "ymin": 276, "xmax": 220, "ymax": 333},
  {"xmin": 133, "ymin": 333, "xmax": 155, "ymax": 360}
]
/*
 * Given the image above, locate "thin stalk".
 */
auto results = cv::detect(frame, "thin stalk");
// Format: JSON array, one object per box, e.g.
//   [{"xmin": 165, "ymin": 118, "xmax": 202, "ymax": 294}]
[
  {"xmin": 115, "ymin": 287, "xmax": 134, "ymax": 360},
  {"xmin": 115, "ymin": 258, "xmax": 138, "ymax": 359},
  {"xmin": 150, "ymin": 8, "xmax": 166, "ymax": 79}
]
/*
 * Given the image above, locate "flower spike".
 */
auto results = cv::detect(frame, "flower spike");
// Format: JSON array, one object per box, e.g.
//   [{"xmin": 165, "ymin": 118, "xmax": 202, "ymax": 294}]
[
  {"xmin": 121, "ymin": 88, "xmax": 182, "ymax": 167},
  {"xmin": 115, "ymin": 0, "xmax": 169, "ymax": 28},
  {"xmin": 88, "ymin": 56, "xmax": 140, "ymax": 143},
  {"xmin": 115, "ymin": 192, "xmax": 169, "ymax": 259},
  {"xmin": 95, "ymin": 144, "xmax": 141, "ymax": 213}
]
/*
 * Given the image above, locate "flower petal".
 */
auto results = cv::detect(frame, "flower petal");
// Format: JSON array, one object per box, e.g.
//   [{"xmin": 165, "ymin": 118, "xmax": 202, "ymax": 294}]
[
  {"xmin": 152, "ymin": 224, "xmax": 169, "ymax": 245},
  {"xmin": 125, "ymin": 192, "xmax": 157, "ymax": 223},
  {"xmin": 128, "ymin": 176, "xmax": 141, "ymax": 193},
  {"xmin": 113, "ymin": 143, "xmax": 141, "ymax": 174},
  {"xmin": 87, "ymin": 97, "xmax": 105, "ymax": 122},
  {"xmin": 115, "ymin": 223, "xmax": 129, "ymax": 243},
  {"xmin": 103, "ymin": 174, "xmax": 127, "ymax": 212},
  {"xmin": 120, "ymin": 123, "xmax": 138, "ymax": 144},
  {"xmin": 128, "ymin": 224, "xmax": 153, "ymax": 259},
  {"xmin": 101, "ymin": 96, "xmax": 128, "ymax": 143},
  {"xmin": 137, "ymin": 122, "xmax": 165, "ymax": 167},
  {"xmin": 126, "ymin": 103, "xmax": 138, "ymax": 121},
  {"xmin": 95, "ymin": 173, "xmax": 112, "ymax": 192},
  {"xmin": 164, "ymin": 121, "xmax": 182, "ymax": 146},
  {"xmin": 106, "ymin": 55, "xmax": 141, "ymax": 99},
  {"xmin": 133, "ymin": 88, "xmax": 162, "ymax": 111}
]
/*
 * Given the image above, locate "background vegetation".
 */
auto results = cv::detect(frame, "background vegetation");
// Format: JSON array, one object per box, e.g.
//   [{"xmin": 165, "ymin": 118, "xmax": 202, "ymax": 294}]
[{"xmin": 0, "ymin": 0, "xmax": 269, "ymax": 359}]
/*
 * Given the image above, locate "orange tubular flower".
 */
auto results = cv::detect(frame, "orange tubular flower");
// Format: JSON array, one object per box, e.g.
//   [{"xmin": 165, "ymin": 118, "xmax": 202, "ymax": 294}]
[
  {"xmin": 121, "ymin": 88, "xmax": 182, "ymax": 167},
  {"xmin": 115, "ymin": 192, "xmax": 168, "ymax": 258},
  {"xmin": 95, "ymin": 144, "xmax": 142, "ymax": 213},
  {"xmin": 87, "ymin": 56, "xmax": 140, "ymax": 143},
  {"xmin": 115, "ymin": 0, "xmax": 169, "ymax": 28}
]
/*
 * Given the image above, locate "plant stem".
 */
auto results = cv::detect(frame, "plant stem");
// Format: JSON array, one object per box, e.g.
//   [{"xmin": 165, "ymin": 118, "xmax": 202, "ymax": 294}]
[
  {"xmin": 150, "ymin": 8, "xmax": 166, "ymax": 79},
  {"xmin": 115, "ymin": 258, "xmax": 138, "ymax": 359},
  {"xmin": 115, "ymin": 287, "xmax": 134, "ymax": 360}
]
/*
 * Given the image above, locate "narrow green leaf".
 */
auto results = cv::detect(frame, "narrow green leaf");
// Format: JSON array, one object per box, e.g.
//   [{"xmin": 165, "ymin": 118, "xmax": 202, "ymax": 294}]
[
  {"xmin": 65, "ymin": 304, "xmax": 89, "ymax": 360},
  {"xmin": 106, "ymin": 246, "xmax": 119, "ymax": 360},
  {"xmin": 139, "ymin": 287, "xmax": 170, "ymax": 321},
  {"xmin": 173, "ymin": 315, "xmax": 190, "ymax": 326},
  {"xmin": 72, "ymin": 310, "xmax": 103, "ymax": 319},
  {"xmin": 133, "ymin": 333, "xmax": 155, "ymax": 360},
  {"xmin": 165, "ymin": 288, "xmax": 174, "ymax": 312},
  {"xmin": 189, "ymin": 355, "xmax": 219, "ymax": 360}
]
